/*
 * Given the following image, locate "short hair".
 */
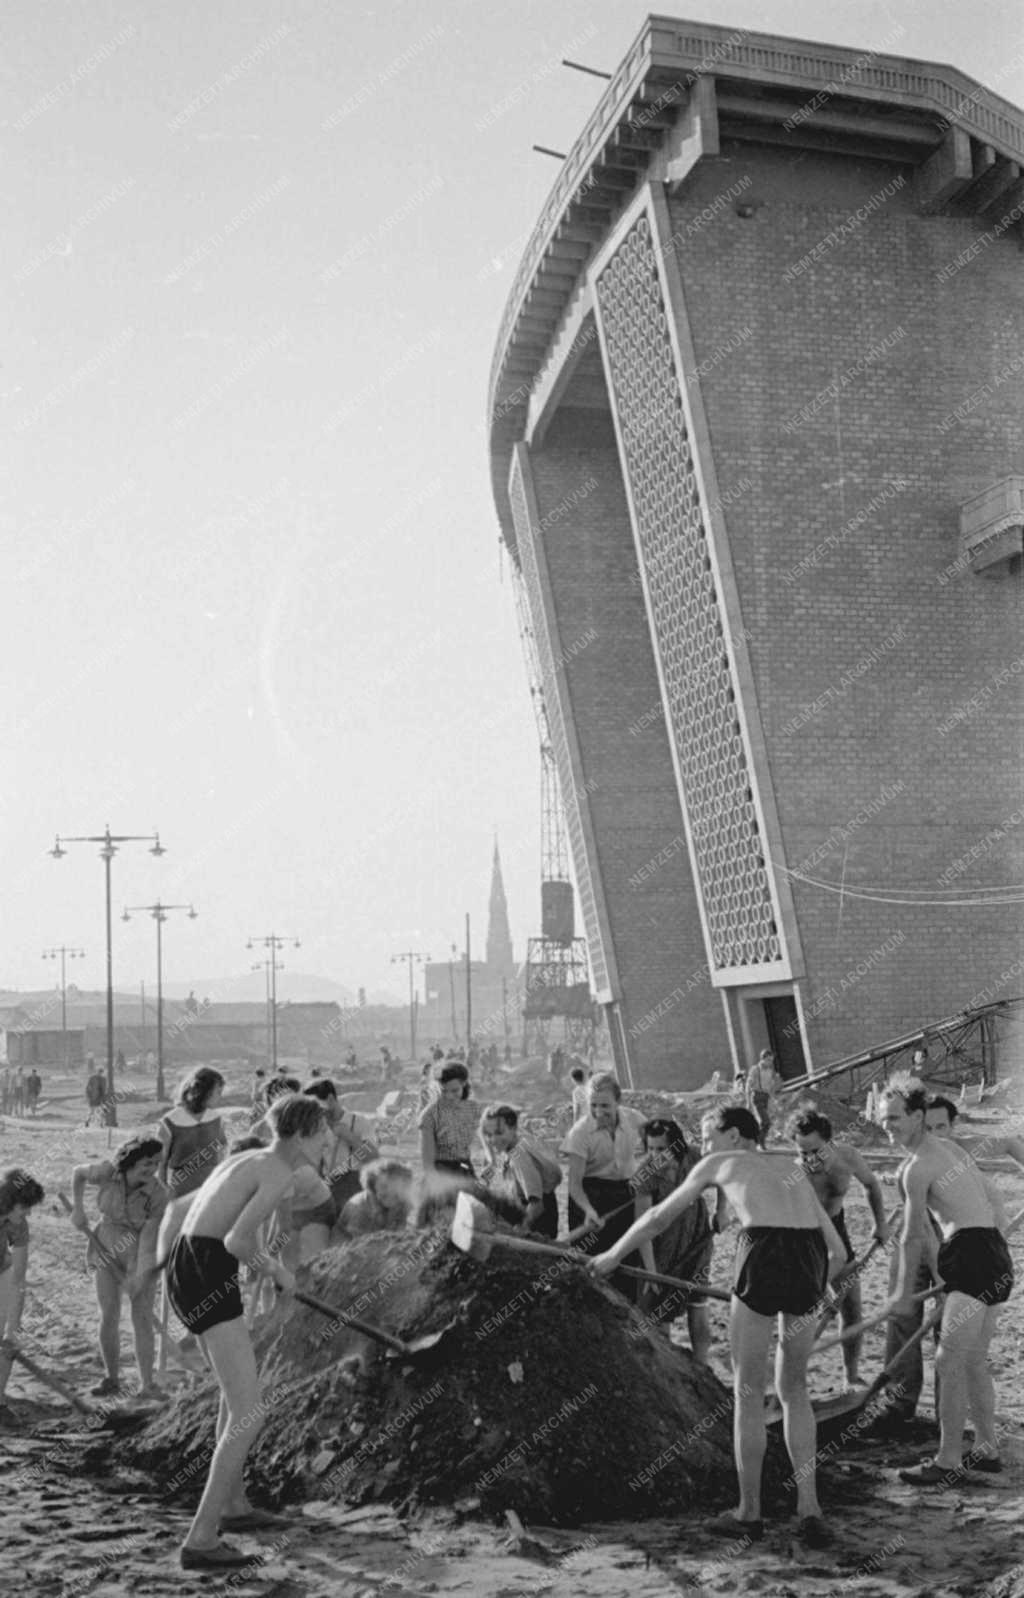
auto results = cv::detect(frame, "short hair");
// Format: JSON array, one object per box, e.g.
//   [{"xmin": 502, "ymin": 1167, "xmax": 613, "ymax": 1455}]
[
  {"xmin": 569, "ymin": 1067, "xmax": 585, "ymax": 1084},
  {"xmin": 361, "ymin": 1157, "xmax": 412, "ymax": 1197},
  {"xmin": 267, "ymin": 1093, "xmax": 327, "ymax": 1140},
  {"xmin": 882, "ymin": 1076, "xmax": 929, "ymax": 1116},
  {"xmin": 794, "ymin": 1110, "xmax": 832, "ymax": 1141},
  {"xmin": 304, "ymin": 1079, "xmax": 338, "ymax": 1105},
  {"xmin": 438, "ymin": 1062, "xmax": 470, "ymax": 1099},
  {"xmin": 178, "ymin": 1066, "xmax": 224, "ymax": 1116},
  {"xmin": 265, "ymin": 1075, "xmax": 301, "ymax": 1106},
  {"xmin": 112, "ymin": 1136, "xmax": 163, "ymax": 1176},
  {"xmin": 641, "ymin": 1118, "xmax": 688, "ymax": 1157},
  {"xmin": 228, "ymin": 1133, "xmax": 267, "ymax": 1155},
  {"xmin": 481, "ymin": 1103, "xmax": 518, "ymax": 1131},
  {"xmin": 927, "ymin": 1095, "xmax": 958, "ymax": 1124},
  {"xmin": 0, "ymin": 1168, "xmax": 45, "ymax": 1217},
  {"xmin": 707, "ymin": 1104, "xmax": 760, "ymax": 1143},
  {"xmin": 588, "ymin": 1072, "xmax": 621, "ymax": 1101}
]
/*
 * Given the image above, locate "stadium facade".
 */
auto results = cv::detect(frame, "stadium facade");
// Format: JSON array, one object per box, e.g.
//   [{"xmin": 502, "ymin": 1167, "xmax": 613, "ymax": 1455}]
[{"xmin": 488, "ymin": 18, "xmax": 1024, "ymax": 1089}]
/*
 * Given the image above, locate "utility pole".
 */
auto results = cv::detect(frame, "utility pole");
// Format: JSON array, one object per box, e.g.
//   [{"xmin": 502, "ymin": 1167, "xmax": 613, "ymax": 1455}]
[
  {"xmin": 42, "ymin": 945, "xmax": 85, "ymax": 1070},
  {"xmin": 50, "ymin": 826, "xmax": 166, "ymax": 1125},
  {"xmin": 465, "ymin": 912, "xmax": 472, "ymax": 1045},
  {"xmin": 123, "ymin": 902, "xmax": 198, "ymax": 1101},
  {"xmin": 247, "ymin": 934, "xmax": 300, "ymax": 1071},
  {"xmin": 448, "ymin": 943, "xmax": 459, "ymax": 1043},
  {"xmin": 391, "ymin": 949, "xmax": 431, "ymax": 1066}
]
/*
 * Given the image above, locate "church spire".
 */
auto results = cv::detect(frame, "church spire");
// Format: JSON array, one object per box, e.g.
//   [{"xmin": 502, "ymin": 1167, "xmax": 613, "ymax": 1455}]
[{"xmin": 486, "ymin": 837, "xmax": 516, "ymax": 977}]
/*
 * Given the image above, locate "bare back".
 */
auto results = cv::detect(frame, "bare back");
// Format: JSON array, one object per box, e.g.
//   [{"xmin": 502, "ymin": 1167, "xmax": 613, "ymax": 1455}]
[{"xmin": 180, "ymin": 1149, "xmax": 294, "ymax": 1242}]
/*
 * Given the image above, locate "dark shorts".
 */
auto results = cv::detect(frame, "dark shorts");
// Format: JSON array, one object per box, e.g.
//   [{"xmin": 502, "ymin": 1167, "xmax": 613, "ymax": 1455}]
[
  {"xmin": 166, "ymin": 1234, "xmax": 243, "ymax": 1336},
  {"xmin": 293, "ymin": 1197, "xmax": 338, "ymax": 1231},
  {"xmin": 733, "ymin": 1227, "xmax": 828, "ymax": 1318},
  {"xmin": 832, "ymin": 1208, "xmax": 855, "ymax": 1263},
  {"xmin": 937, "ymin": 1227, "xmax": 1014, "ymax": 1306},
  {"xmin": 649, "ymin": 1233, "xmax": 714, "ymax": 1314}
]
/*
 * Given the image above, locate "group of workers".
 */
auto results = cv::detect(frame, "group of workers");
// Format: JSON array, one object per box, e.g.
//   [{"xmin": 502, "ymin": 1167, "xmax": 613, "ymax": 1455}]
[{"xmin": 0, "ymin": 1052, "xmax": 1018, "ymax": 1569}]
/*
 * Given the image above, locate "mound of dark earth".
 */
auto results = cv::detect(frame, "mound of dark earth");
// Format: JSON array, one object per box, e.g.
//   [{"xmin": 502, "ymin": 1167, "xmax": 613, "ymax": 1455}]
[{"xmin": 119, "ymin": 1230, "xmax": 749, "ymax": 1523}]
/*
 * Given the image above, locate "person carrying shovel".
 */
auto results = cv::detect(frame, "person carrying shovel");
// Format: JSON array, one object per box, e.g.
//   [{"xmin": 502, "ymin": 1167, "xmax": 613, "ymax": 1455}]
[
  {"xmin": 0, "ymin": 1168, "xmax": 45, "ymax": 1425},
  {"xmin": 70, "ymin": 1136, "xmax": 167, "ymax": 1400},
  {"xmin": 161, "ymin": 1091, "xmax": 329, "ymax": 1572},
  {"xmin": 881, "ymin": 1079, "xmax": 1014, "ymax": 1484},
  {"xmin": 589, "ymin": 1104, "xmax": 847, "ymax": 1549}
]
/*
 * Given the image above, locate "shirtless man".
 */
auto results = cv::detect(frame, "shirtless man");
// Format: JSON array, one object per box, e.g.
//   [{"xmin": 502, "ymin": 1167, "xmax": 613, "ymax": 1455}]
[
  {"xmin": 792, "ymin": 1110, "xmax": 891, "ymax": 1389},
  {"xmin": 925, "ymin": 1096, "xmax": 1023, "ymax": 1231},
  {"xmin": 590, "ymin": 1104, "xmax": 845, "ymax": 1547},
  {"xmin": 162, "ymin": 1092, "xmax": 329, "ymax": 1570},
  {"xmin": 882, "ymin": 1080, "xmax": 1014, "ymax": 1483}
]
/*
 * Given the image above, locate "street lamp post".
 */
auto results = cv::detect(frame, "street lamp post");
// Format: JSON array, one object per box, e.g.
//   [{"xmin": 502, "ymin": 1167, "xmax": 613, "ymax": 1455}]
[
  {"xmin": 50, "ymin": 826, "xmax": 165, "ymax": 1126},
  {"xmin": 391, "ymin": 950, "xmax": 431, "ymax": 1066},
  {"xmin": 42, "ymin": 945, "xmax": 85, "ymax": 1071},
  {"xmin": 246, "ymin": 934, "xmax": 299, "ymax": 1072},
  {"xmin": 122, "ymin": 901, "xmax": 197, "ymax": 1101}
]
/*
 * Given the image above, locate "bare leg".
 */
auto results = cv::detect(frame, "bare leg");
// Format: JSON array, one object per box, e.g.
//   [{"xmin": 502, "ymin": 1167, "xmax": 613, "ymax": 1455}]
[
  {"xmin": 183, "ymin": 1319, "xmax": 261, "ymax": 1552},
  {"xmin": 962, "ymin": 1304, "xmax": 1002, "ymax": 1458},
  {"xmin": 687, "ymin": 1303, "xmax": 712, "ymax": 1365},
  {"xmin": 728, "ymin": 1298, "xmax": 774, "ymax": 1520},
  {"xmin": 933, "ymin": 1290, "xmax": 984, "ymax": 1468},
  {"xmin": 838, "ymin": 1276, "xmax": 863, "ymax": 1386},
  {"xmin": 129, "ymin": 1278, "xmax": 158, "ymax": 1390},
  {"xmin": 777, "ymin": 1312, "xmax": 823, "ymax": 1520},
  {"xmin": 94, "ymin": 1270, "xmax": 122, "ymax": 1383}
]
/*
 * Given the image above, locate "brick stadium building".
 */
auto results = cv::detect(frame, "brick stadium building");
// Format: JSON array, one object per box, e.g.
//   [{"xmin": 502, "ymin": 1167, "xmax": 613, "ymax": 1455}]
[{"xmin": 488, "ymin": 18, "xmax": 1024, "ymax": 1090}]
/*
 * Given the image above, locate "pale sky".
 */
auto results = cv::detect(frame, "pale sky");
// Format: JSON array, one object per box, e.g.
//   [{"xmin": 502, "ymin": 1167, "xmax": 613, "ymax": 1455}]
[{"xmin": 3, "ymin": 0, "xmax": 1020, "ymax": 1003}]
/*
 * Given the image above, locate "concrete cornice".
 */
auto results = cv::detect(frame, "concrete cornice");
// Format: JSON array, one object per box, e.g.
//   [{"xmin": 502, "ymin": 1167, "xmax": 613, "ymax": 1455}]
[{"xmin": 488, "ymin": 14, "xmax": 1024, "ymax": 547}]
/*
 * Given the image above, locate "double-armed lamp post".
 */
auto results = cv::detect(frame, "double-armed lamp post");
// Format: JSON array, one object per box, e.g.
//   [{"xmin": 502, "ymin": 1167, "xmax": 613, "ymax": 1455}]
[
  {"xmin": 41, "ymin": 944, "xmax": 85, "ymax": 1070},
  {"xmin": 50, "ymin": 826, "xmax": 165, "ymax": 1126},
  {"xmin": 391, "ymin": 949, "xmax": 431, "ymax": 1065},
  {"xmin": 122, "ymin": 901, "xmax": 198, "ymax": 1101},
  {"xmin": 247, "ymin": 933, "xmax": 299, "ymax": 1072}
]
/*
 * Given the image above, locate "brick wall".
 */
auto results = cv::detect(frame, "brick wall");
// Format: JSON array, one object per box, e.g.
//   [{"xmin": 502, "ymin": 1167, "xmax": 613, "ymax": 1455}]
[
  {"xmin": 526, "ymin": 408, "xmax": 730, "ymax": 1087},
  {"xmin": 665, "ymin": 145, "xmax": 1024, "ymax": 1065}
]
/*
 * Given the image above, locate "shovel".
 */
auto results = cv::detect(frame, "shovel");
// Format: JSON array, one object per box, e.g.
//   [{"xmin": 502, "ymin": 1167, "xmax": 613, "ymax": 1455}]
[
  {"xmin": 0, "ymin": 1339, "xmax": 153, "ymax": 1433},
  {"xmin": 287, "ymin": 1285, "xmax": 455, "ymax": 1362},
  {"xmin": 451, "ymin": 1192, "xmax": 730, "ymax": 1301},
  {"xmin": 814, "ymin": 1203, "xmax": 902, "ymax": 1337}
]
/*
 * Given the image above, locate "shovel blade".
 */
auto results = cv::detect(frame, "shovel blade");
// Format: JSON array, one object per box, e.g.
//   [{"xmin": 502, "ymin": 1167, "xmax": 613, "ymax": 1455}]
[{"xmin": 451, "ymin": 1192, "xmax": 494, "ymax": 1263}]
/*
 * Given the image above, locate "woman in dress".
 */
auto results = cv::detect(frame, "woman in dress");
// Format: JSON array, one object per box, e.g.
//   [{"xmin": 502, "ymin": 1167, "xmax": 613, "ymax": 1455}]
[
  {"xmin": 159, "ymin": 1067, "xmax": 226, "ymax": 1200},
  {"xmin": 417, "ymin": 1062, "xmax": 481, "ymax": 1223}
]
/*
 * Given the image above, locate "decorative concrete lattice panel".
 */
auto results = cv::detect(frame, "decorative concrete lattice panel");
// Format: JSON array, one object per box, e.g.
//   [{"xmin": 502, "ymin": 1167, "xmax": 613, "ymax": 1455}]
[
  {"xmin": 596, "ymin": 215, "xmax": 781, "ymax": 971},
  {"xmin": 509, "ymin": 457, "xmax": 611, "ymax": 996}
]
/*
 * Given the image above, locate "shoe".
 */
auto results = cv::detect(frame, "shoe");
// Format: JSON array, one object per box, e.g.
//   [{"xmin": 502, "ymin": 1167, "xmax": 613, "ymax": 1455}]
[
  {"xmin": 180, "ymin": 1542, "xmax": 254, "ymax": 1571},
  {"xmin": 796, "ymin": 1515, "xmax": 833, "ymax": 1548},
  {"xmin": 704, "ymin": 1511, "xmax": 763, "ymax": 1541},
  {"xmin": 90, "ymin": 1378, "xmax": 121, "ymax": 1397},
  {"xmin": 898, "ymin": 1458, "xmax": 966, "ymax": 1486},
  {"xmin": 137, "ymin": 1384, "xmax": 168, "ymax": 1403},
  {"xmin": 220, "ymin": 1508, "xmax": 294, "ymax": 1531},
  {"xmin": 965, "ymin": 1452, "xmax": 1003, "ymax": 1474}
]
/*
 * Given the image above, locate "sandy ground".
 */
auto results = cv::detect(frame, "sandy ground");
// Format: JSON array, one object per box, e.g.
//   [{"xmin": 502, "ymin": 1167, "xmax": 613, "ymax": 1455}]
[{"xmin": 1, "ymin": 1071, "xmax": 1023, "ymax": 1598}]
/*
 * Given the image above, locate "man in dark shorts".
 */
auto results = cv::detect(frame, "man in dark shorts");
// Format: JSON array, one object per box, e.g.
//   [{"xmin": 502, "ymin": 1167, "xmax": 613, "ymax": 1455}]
[
  {"xmin": 883, "ymin": 1079, "xmax": 1014, "ymax": 1484},
  {"xmin": 160, "ymin": 1092, "xmax": 329, "ymax": 1570},
  {"xmin": 591, "ymin": 1104, "xmax": 845, "ymax": 1548},
  {"xmin": 793, "ymin": 1109, "xmax": 891, "ymax": 1390}
]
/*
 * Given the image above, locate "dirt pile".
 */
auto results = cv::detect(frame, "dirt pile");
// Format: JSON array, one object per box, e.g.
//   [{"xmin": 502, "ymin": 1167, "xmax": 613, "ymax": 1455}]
[{"xmin": 119, "ymin": 1230, "xmax": 741, "ymax": 1523}]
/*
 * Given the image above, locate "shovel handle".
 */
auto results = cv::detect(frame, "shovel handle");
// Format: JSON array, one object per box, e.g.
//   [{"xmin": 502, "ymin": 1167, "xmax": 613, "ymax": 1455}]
[
  {"xmin": 0, "ymin": 1338, "xmax": 93, "ymax": 1418},
  {"xmin": 288, "ymin": 1286, "xmax": 412, "ymax": 1357},
  {"xmin": 812, "ymin": 1286, "xmax": 939, "ymax": 1355},
  {"xmin": 478, "ymin": 1230, "xmax": 732, "ymax": 1302}
]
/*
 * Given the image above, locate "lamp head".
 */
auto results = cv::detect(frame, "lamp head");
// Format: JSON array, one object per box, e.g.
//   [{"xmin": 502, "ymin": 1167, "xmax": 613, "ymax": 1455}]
[
  {"xmin": 188, "ymin": 907, "xmax": 197, "ymax": 919},
  {"xmin": 150, "ymin": 834, "xmax": 165, "ymax": 857},
  {"xmin": 50, "ymin": 838, "xmax": 66, "ymax": 859},
  {"xmin": 121, "ymin": 910, "xmax": 131, "ymax": 923}
]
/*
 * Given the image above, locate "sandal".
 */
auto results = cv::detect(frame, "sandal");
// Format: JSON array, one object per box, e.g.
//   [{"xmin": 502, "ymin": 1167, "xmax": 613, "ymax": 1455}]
[
  {"xmin": 90, "ymin": 1377, "xmax": 121, "ymax": 1397},
  {"xmin": 965, "ymin": 1452, "xmax": 1003, "ymax": 1474},
  {"xmin": 796, "ymin": 1515, "xmax": 833, "ymax": 1548},
  {"xmin": 220, "ymin": 1508, "xmax": 294, "ymax": 1532}
]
